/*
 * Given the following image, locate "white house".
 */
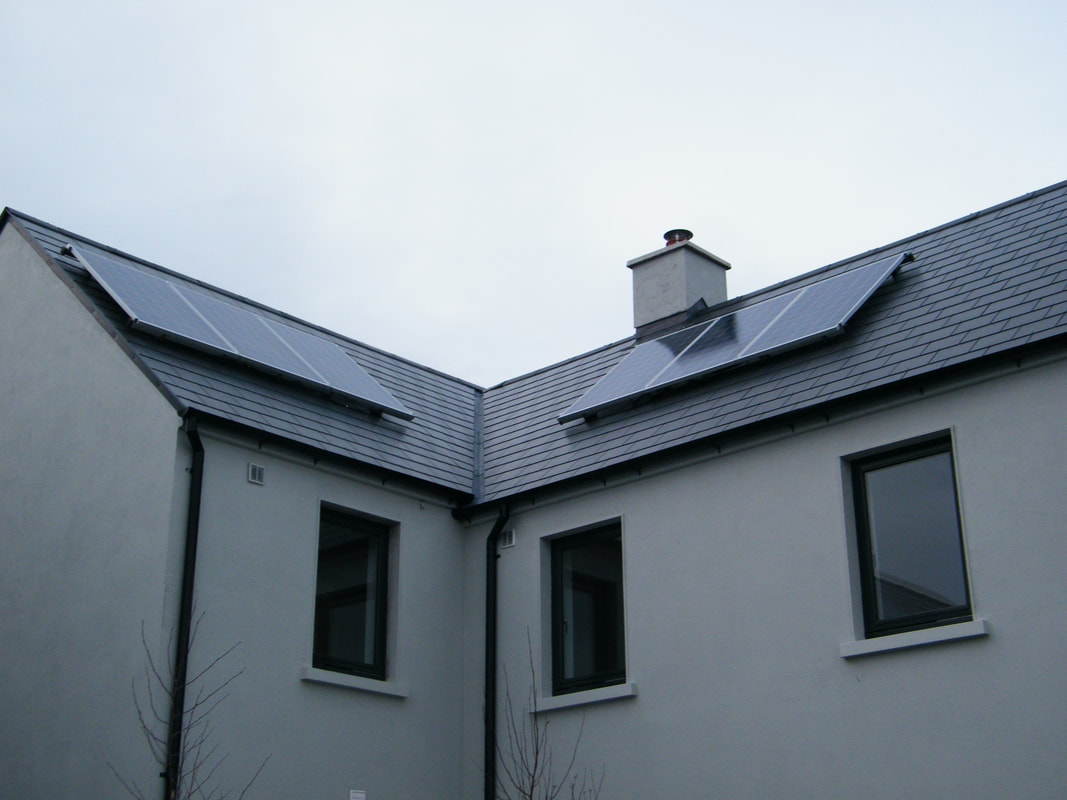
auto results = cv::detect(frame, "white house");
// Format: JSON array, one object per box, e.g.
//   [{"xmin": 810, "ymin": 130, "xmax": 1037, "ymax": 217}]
[{"xmin": 2, "ymin": 180, "xmax": 1066, "ymax": 799}]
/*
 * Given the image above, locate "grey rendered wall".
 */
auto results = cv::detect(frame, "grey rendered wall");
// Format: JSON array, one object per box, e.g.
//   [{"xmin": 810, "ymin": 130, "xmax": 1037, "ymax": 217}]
[
  {"xmin": 468, "ymin": 356, "xmax": 1067, "ymax": 800},
  {"xmin": 184, "ymin": 429, "xmax": 469, "ymax": 799},
  {"xmin": 0, "ymin": 225, "xmax": 191, "ymax": 797}
]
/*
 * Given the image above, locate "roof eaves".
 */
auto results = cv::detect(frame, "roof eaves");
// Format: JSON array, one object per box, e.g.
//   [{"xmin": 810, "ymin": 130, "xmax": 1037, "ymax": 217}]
[
  {"xmin": 460, "ymin": 333, "xmax": 1067, "ymax": 515},
  {"xmin": 190, "ymin": 409, "xmax": 475, "ymax": 506}
]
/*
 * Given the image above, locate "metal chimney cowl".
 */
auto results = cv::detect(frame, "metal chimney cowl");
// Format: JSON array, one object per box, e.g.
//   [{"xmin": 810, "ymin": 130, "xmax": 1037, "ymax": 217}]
[{"xmin": 626, "ymin": 231, "xmax": 731, "ymax": 329}]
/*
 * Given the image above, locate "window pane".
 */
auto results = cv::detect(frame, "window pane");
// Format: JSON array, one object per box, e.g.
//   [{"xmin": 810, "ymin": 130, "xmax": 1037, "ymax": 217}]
[
  {"xmin": 861, "ymin": 448, "xmax": 969, "ymax": 629},
  {"xmin": 553, "ymin": 526, "xmax": 625, "ymax": 693},
  {"xmin": 314, "ymin": 508, "xmax": 387, "ymax": 677}
]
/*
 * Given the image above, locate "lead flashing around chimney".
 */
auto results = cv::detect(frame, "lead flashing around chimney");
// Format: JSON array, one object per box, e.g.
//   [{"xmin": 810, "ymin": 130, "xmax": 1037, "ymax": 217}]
[
  {"xmin": 626, "ymin": 240, "xmax": 731, "ymax": 329},
  {"xmin": 632, "ymin": 299, "xmax": 708, "ymax": 342}
]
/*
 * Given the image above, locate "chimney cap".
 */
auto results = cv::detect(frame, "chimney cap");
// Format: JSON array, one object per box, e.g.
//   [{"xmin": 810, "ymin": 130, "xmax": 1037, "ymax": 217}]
[{"xmin": 663, "ymin": 229, "xmax": 694, "ymax": 246}]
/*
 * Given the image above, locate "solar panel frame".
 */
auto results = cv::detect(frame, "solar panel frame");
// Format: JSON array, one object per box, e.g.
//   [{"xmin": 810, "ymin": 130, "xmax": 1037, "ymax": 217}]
[
  {"xmin": 558, "ymin": 252, "xmax": 908, "ymax": 422},
  {"xmin": 75, "ymin": 245, "xmax": 237, "ymax": 354},
  {"xmin": 71, "ymin": 244, "xmax": 414, "ymax": 420},
  {"xmin": 746, "ymin": 254, "xmax": 903, "ymax": 359}
]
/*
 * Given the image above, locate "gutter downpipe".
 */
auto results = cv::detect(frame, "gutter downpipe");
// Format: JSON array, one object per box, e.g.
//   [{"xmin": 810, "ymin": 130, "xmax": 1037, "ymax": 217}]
[
  {"xmin": 166, "ymin": 414, "xmax": 205, "ymax": 800},
  {"xmin": 484, "ymin": 506, "xmax": 510, "ymax": 800}
]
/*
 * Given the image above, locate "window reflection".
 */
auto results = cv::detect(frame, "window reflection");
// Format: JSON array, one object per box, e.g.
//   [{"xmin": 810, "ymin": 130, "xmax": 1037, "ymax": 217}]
[{"xmin": 854, "ymin": 440, "xmax": 971, "ymax": 636}]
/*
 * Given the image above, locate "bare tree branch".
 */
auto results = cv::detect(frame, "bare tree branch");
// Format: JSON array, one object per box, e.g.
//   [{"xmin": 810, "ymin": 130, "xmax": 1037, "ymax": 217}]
[
  {"xmin": 494, "ymin": 629, "xmax": 604, "ymax": 800},
  {"xmin": 111, "ymin": 615, "xmax": 271, "ymax": 800}
]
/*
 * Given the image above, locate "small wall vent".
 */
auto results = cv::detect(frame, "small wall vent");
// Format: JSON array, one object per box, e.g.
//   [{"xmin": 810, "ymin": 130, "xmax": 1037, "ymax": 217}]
[
  {"xmin": 499, "ymin": 529, "xmax": 516, "ymax": 549},
  {"xmin": 247, "ymin": 463, "xmax": 265, "ymax": 485}
]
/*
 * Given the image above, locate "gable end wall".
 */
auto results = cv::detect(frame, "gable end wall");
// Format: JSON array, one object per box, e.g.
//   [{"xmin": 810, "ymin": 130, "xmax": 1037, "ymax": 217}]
[{"xmin": 0, "ymin": 223, "xmax": 191, "ymax": 797}]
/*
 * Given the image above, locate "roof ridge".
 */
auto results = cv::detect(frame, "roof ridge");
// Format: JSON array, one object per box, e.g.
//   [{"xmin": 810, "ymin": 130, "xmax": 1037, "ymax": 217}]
[{"xmin": 693, "ymin": 176, "xmax": 1067, "ymax": 317}]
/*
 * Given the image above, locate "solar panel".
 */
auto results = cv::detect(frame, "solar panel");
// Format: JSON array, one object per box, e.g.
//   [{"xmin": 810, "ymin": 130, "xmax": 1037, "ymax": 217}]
[
  {"xmin": 185, "ymin": 289, "xmax": 319, "ymax": 381},
  {"xmin": 265, "ymin": 319, "xmax": 410, "ymax": 415},
  {"xmin": 72, "ymin": 244, "xmax": 413, "ymax": 420},
  {"xmin": 559, "ymin": 252, "xmax": 908, "ymax": 422},
  {"xmin": 74, "ymin": 246, "xmax": 234, "ymax": 353},
  {"xmin": 651, "ymin": 292, "xmax": 793, "ymax": 388},
  {"xmin": 564, "ymin": 320, "xmax": 711, "ymax": 416},
  {"xmin": 749, "ymin": 253, "xmax": 903, "ymax": 357}
]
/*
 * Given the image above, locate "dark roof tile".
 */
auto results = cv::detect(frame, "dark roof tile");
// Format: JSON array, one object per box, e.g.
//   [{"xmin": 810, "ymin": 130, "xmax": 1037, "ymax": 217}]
[
  {"xmin": 477, "ymin": 180, "xmax": 1067, "ymax": 502},
  {"xmin": 9, "ymin": 178, "xmax": 1067, "ymax": 505},
  {"xmin": 10, "ymin": 212, "xmax": 480, "ymax": 497}
]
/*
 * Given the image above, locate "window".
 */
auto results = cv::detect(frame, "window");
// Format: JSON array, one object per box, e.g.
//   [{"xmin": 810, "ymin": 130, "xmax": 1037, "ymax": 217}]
[
  {"xmin": 313, "ymin": 506, "xmax": 389, "ymax": 679},
  {"xmin": 852, "ymin": 438, "xmax": 971, "ymax": 638},
  {"xmin": 551, "ymin": 523, "xmax": 625, "ymax": 695}
]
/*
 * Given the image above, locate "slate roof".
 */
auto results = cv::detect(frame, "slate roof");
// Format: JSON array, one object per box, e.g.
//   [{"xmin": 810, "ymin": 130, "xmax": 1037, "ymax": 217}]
[
  {"xmin": 477, "ymin": 179, "xmax": 1067, "ymax": 503},
  {"xmin": 6, "ymin": 178, "xmax": 1067, "ymax": 508},
  {"xmin": 6, "ymin": 212, "xmax": 481, "ymax": 499}
]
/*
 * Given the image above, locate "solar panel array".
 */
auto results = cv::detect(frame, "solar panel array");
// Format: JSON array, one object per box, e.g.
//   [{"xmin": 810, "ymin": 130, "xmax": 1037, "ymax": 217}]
[
  {"xmin": 559, "ymin": 252, "xmax": 908, "ymax": 422},
  {"xmin": 72, "ymin": 245, "xmax": 413, "ymax": 420}
]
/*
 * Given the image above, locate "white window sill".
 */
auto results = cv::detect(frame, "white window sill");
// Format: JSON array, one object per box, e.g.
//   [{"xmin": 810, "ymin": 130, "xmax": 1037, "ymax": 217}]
[
  {"xmin": 300, "ymin": 665, "xmax": 409, "ymax": 698},
  {"xmin": 535, "ymin": 681, "xmax": 638, "ymax": 713},
  {"xmin": 839, "ymin": 618, "xmax": 990, "ymax": 659}
]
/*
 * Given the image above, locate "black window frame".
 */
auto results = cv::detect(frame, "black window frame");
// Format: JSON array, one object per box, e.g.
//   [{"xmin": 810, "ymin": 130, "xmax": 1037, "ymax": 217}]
[
  {"xmin": 312, "ymin": 505, "xmax": 390, "ymax": 680},
  {"xmin": 852, "ymin": 437, "xmax": 973, "ymax": 639},
  {"xmin": 550, "ymin": 522, "xmax": 626, "ymax": 696}
]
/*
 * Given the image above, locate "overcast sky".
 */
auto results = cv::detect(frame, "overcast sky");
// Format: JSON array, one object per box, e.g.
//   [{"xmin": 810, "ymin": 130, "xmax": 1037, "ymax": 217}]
[{"xmin": 3, "ymin": 1, "xmax": 1066, "ymax": 387}]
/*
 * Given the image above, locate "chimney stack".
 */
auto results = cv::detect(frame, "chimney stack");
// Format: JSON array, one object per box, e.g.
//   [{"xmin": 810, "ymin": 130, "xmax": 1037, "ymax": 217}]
[{"xmin": 626, "ymin": 230, "xmax": 731, "ymax": 330}]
